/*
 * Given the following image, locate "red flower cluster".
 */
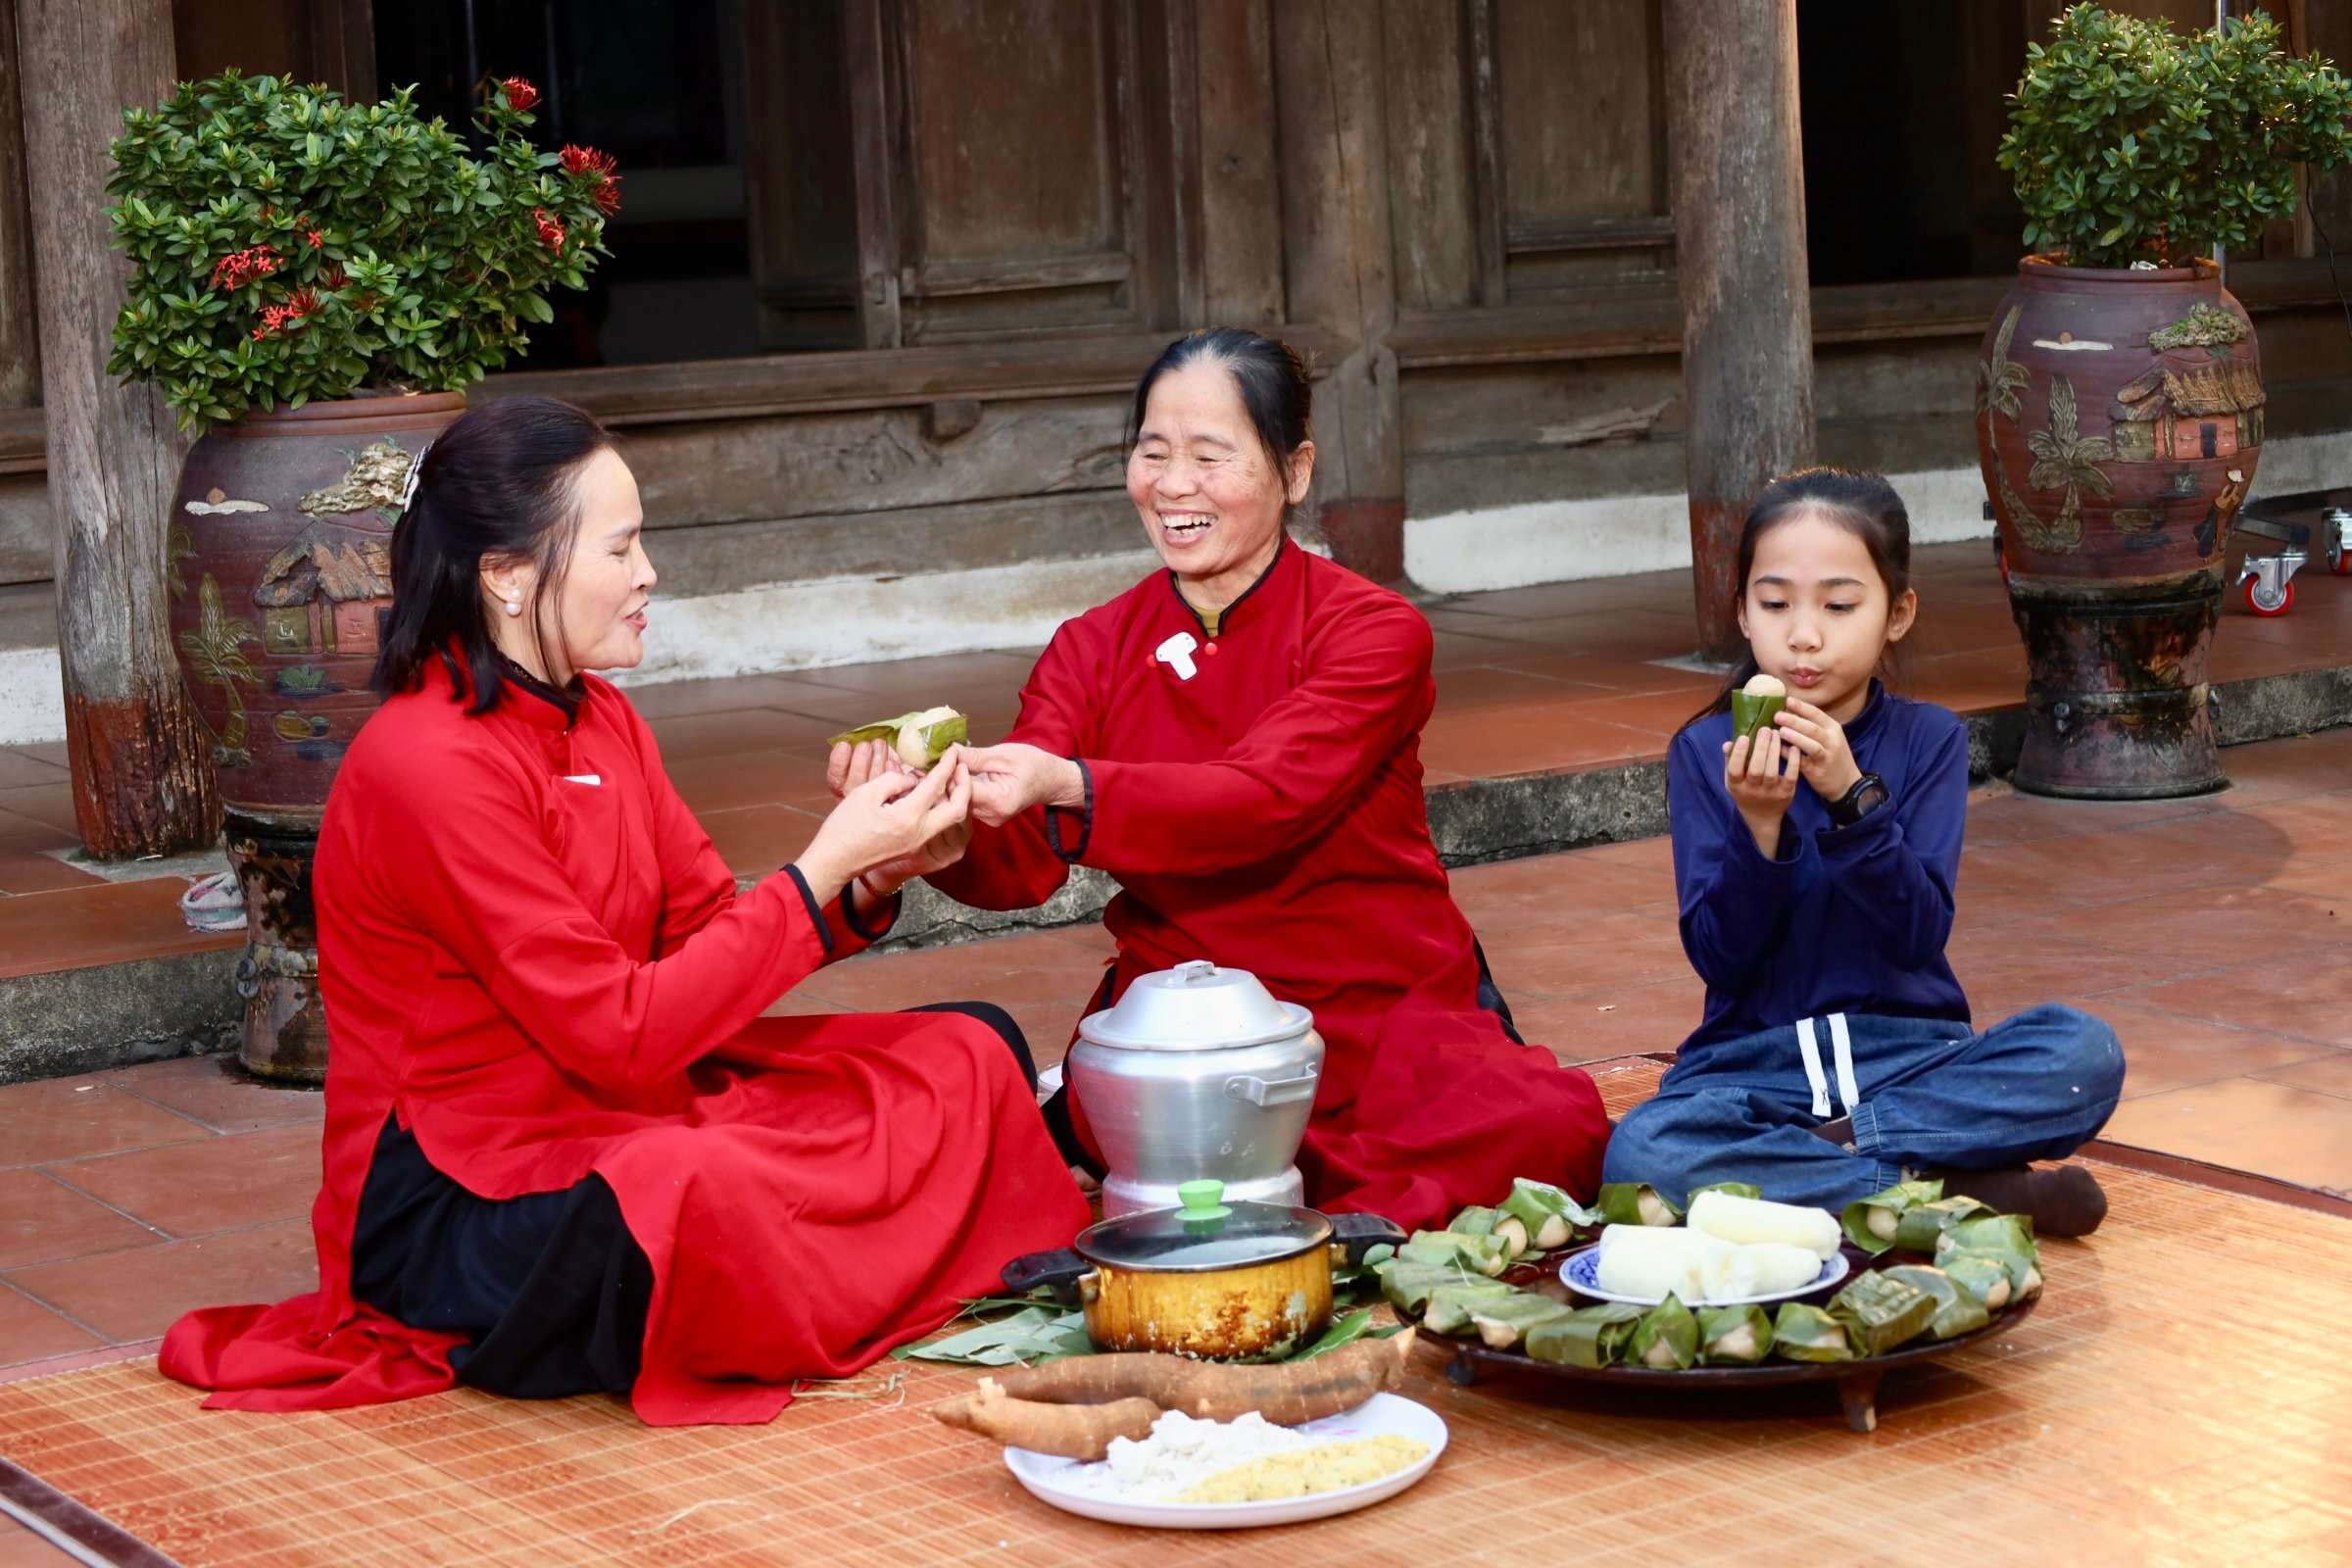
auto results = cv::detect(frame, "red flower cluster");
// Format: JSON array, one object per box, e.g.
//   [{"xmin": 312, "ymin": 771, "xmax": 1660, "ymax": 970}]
[
  {"xmin": 250, "ymin": 287, "xmax": 322, "ymax": 341},
  {"xmin": 500, "ymin": 76, "xmax": 539, "ymax": 112},
  {"xmin": 211, "ymin": 245, "xmax": 280, "ymax": 290},
  {"xmin": 559, "ymin": 144, "xmax": 623, "ymax": 214},
  {"xmin": 532, "ymin": 208, "xmax": 566, "ymax": 251},
  {"xmin": 305, "ymin": 228, "xmax": 324, "ymax": 249}
]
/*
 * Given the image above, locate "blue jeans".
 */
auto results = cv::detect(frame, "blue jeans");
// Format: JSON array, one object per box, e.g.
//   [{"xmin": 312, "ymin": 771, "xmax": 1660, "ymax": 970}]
[{"xmin": 1603, "ymin": 1004, "xmax": 2126, "ymax": 1211}]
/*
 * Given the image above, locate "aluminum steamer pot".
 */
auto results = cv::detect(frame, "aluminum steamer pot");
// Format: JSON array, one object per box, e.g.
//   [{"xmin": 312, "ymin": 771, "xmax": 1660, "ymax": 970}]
[
  {"xmin": 1002, "ymin": 1181, "xmax": 1405, "ymax": 1360},
  {"xmin": 1069, "ymin": 959, "xmax": 1324, "ymax": 1217}
]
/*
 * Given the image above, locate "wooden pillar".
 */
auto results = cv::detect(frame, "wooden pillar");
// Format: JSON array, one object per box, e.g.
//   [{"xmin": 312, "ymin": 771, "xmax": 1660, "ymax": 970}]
[
  {"xmin": 1272, "ymin": 0, "xmax": 1404, "ymax": 584},
  {"xmin": 1665, "ymin": 0, "xmax": 1816, "ymax": 660},
  {"xmin": 19, "ymin": 0, "xmax": 219, "ymax": 857},
  {"xmin": 0, "ymin": 0, "xmax": 40, "ymax": 406}
]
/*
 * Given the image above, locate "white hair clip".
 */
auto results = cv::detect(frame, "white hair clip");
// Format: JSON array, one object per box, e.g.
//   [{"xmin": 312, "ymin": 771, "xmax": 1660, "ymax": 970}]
[{"xmin": 396, "ymin": 440, "xmax": 434, "ymax": 514}]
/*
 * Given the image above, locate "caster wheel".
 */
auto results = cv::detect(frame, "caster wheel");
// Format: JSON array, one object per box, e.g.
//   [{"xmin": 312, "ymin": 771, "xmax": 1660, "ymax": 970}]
[
  {"xmin": 2244, "ymin": 576, "xmax": 2294, "ymax": 617},
  {"xmin": 2330, "ymin": 545, "xmax": 2350, "ymax": 577}
]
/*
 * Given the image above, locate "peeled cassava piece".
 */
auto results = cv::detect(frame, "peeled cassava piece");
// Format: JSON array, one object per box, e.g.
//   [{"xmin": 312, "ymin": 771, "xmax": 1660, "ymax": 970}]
[
  {"xmin": 1688, "ymin": 1180, "xmax": 1763, "ymax": 1202},
  {"xmin": 1593, "ymin": 1224, "xmax": 1755, "ymax": 1303},
  {"xmin": 826, "ymin": 706, "xmax": 968, "ymax": 769},
  {"xmin": 1732, "ymin": 672, "xmax": 1788, "ymax": 741},
  {"xmin": 1743, "ymin": 1242, "xmax": 1831, "ymax": 1297},
  {"xmin": 1686, "ymin": 1190, "xmax": 1843, "ymax": 1263}
]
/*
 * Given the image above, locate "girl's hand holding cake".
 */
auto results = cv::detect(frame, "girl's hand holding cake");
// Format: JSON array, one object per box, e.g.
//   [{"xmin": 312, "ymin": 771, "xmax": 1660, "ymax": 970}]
[
  {"xmin": 1771, "ymin": 696, "xmax": 1864, "ymax": 802},
  {"xmin": 1721, "ymin": 723, "xmax": 1797, "ymax": 858}
]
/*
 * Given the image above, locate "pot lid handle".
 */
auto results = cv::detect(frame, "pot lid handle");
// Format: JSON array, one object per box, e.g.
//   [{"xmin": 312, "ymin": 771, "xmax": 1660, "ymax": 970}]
[
  {"xmin": 1176, "ymin": 1178, "xmax": 1231, "ymax": 1227},
  {"xmin": 1172, "ymin": 959, "xmax": 1218, "ymax": 983}
]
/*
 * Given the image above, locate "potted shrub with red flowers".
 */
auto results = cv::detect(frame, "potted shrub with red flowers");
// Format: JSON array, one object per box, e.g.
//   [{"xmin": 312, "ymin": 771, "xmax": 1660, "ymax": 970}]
[
  {"xmin": 105, "ymin": 71, "xmax": 619, "ymax": 1079},
  {"xmin": 1981, "ymin": 5, "xmax": 2352, "ymax": 799}
]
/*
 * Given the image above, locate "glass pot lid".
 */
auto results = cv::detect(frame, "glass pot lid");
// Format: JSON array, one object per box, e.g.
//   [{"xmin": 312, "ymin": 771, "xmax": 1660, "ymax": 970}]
[
  {"xmin": 1077, "ymin": 958, "xmax": 1312, "ymax": 1052},
  {"xmin": 1074, "ymin": 1180, "xmax": 1331, "ymax": 1272}
]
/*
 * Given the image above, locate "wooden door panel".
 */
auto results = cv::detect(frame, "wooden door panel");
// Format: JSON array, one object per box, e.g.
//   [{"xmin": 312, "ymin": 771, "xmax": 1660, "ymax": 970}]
[
  {"xmin": 874, "ymin": 0, "xmax": 1174, "ymax": 343},
  {"xmin": 1487, "ymin": 0, "xmax": 1671, "ymax": 296},
  {"xmin": 901, "ymin": 0, "xmax": 1121, "ymax": 264}
]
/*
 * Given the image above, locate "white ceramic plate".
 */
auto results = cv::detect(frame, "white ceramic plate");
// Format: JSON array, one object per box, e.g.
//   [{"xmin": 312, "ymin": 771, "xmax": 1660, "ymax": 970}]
[
  {"xmin": 1003, "ymin": 1392, "xmax": 1446, "ymax": 1531},
  {"xmin": 1559, "ymin": 1243, "xmax": 1849, "ymax": 1307}
]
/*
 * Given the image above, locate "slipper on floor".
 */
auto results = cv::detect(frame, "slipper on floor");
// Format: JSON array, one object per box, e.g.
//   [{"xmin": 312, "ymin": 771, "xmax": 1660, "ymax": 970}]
[{"xmin": 179, "ymin": 869, "xmax": 246, "ymax": 933}]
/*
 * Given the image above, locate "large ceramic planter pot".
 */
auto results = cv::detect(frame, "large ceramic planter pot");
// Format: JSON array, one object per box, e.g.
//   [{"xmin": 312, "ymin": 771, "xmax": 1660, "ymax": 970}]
[
  {"xmin": 1976, "ymin": 257, "xmax": 2262, "ymax": 799},
  {"xmin": 169, "ymin": 391, "xmax": 466, "ymax": 1080}
]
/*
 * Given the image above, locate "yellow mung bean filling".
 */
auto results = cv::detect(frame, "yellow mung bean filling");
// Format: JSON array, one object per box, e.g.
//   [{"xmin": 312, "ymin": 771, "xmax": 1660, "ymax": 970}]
[{"xmin": 1173, "ymin": 1436, "xmax": 1430, "ymax": 1503}]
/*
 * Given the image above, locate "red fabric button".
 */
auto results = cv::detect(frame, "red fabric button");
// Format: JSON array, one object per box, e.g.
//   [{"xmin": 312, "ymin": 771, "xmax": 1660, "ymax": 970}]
[{"xmin": 1204, "ymin": 643, "xmax": 1218, "ymax": 656}]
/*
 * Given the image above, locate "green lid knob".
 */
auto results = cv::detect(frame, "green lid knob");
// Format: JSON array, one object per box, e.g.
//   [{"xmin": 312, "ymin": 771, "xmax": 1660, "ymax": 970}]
[{"xmin": 1176, "ymin": 1179, "xmax": 1231, "ymax": 1222}]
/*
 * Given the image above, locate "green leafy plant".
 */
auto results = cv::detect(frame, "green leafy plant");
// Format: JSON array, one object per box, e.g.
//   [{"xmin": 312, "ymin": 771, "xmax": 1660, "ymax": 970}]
[
  {"xmin": 1998, "ymin": 4, "xmax": 2352, "ymax": 270},
  {"xmin": 107, "ymin": 72, "xmax": 619, "ymax": 430}
]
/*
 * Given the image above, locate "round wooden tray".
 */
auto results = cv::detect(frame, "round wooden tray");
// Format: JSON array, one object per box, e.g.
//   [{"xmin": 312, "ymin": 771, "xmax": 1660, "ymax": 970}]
[{"xmin": 1419, "ymin": 1290, "xmax": 2038, "ymax": 1435}]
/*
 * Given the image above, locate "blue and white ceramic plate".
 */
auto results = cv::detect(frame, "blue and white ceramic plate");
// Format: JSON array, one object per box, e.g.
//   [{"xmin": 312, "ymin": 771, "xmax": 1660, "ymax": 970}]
[{"xmin": 1559, "ymin": 1243, "xmax": 1848, "ymax": 1307}]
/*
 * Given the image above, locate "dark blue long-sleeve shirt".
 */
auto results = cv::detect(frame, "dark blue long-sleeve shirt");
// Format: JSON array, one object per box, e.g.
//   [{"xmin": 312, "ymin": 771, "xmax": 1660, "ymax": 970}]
[{"xmin": 1668, "ymin": 684, "xmax": 1971, "ymax": 1053}]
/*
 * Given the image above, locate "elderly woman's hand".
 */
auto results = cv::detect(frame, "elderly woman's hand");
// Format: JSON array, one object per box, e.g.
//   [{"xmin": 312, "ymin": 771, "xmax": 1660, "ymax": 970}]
[
  {"xmin": 961, "ymin": 743, "xmax": 1086, "ymax": 828},
  {"xmin": 794, "ymin": 752, "xmax": 971, "ymax": 906},
  {"xmin": 825, "ymin": 736, "xmax": 914, "ymax": 800}
]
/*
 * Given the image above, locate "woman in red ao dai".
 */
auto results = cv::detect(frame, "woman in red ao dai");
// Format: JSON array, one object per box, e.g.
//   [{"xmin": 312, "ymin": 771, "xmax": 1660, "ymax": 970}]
[
  {"xmin": 833, "ymin": 329, "xmax": 1610, "ymax": 1230},
  {"xmin": 162, "ymin": 398, "xmax": 1088, "ymax": 1425}
]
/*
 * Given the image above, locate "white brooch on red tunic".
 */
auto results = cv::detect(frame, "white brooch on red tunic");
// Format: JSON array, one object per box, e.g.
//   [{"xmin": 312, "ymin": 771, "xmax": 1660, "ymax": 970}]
[{"xmin": 1155, "ymin": 631, "xmax": 1200, "ymax": 680}]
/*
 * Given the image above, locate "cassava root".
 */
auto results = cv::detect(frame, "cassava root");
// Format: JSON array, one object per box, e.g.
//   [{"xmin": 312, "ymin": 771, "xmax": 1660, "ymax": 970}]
[{"xmin": 931, "ymin": 1329, "xmax": 1416, "ymax": 1449}]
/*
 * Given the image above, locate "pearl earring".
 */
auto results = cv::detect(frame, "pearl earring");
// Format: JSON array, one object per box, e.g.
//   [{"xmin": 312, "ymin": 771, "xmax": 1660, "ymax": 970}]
[{"xmin": 504, "ymin": 597, "xmax": 522, "ymax": 617}]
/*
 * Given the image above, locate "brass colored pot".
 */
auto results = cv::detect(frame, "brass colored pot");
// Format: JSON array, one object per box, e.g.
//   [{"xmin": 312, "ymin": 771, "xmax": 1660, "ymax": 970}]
[{"xmin": 1003, "ymin": 1180, "xmax": 1403, "ymax": 1361}]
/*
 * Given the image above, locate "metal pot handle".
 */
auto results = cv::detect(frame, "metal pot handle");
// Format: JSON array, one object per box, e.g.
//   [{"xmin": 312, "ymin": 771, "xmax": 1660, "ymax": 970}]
[
  {"xmin": 1328, "ymin": 1211, "xmax": 1408, "ymax": 1266},
  {"xmin": 1001, "ymin": 1247, "xmax": 1090, "ymax": 1305},
  {"xmin": 1224, "ymin": 1069, "xmax": 1319, "ymax": 1107}
]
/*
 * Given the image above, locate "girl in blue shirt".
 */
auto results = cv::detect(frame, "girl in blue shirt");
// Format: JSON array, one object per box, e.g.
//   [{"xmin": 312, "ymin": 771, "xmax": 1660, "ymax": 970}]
[{"xmin": 1603, "ymin": 468, "xmax": 2123, "ymax": 1235}]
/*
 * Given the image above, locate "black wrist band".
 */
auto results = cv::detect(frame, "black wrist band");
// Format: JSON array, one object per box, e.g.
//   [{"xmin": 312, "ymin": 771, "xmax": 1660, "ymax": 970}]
[{"xmin": 1828, "ymin": 771, "xmax": 1888, "ymax": 827}]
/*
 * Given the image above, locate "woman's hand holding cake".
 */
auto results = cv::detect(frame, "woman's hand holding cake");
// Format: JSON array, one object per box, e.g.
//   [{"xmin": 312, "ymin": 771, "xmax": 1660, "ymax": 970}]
[{"xmin": 795, "ymin": 749, "xmax": 973, "ymax": 905}]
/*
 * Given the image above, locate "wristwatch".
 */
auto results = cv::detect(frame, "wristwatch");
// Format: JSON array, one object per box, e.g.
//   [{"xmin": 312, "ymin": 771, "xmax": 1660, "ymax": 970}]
[{"xmin": 1827, "ymin": 771, "xmax": 1889, "ymax": 827}]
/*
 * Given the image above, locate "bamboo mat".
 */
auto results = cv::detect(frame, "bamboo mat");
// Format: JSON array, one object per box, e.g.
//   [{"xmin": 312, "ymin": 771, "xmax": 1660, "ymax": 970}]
[{"xmin": 4, "ymin": 1058, "xmax": 2350, "ymax": 1568}]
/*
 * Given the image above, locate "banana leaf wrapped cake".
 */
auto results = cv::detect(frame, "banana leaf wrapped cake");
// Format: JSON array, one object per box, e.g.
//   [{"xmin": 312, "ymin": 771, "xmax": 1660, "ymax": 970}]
[
  {"xmin": 1526, "ymin": 1302, "xmax": 1646, "ymax": 1369},
  {"xmin": 1880, "ymin": 1264, "xmax": 1992, "ymax": 1341},
  {"xmin": 1826, "ymin": 1271, "xmax": 1936, "ymax": 1356},
  {"xmin": 1385, "ymin": 1172, "xmax": 2040, "ymax": 1385},
  {"xmin": 826, "ymin": 706, "xmax": 968, "ymax": 768},
  {"xmin": 1732, "ymin": 672, "xmax": 1788, "ymax": 741},
  {"xmin": 1628, "ymin": 1294, "xmax": 1701, "ymax": 1370},
  {"xmin": 1770, "ymin": 1302, "xmax": 1855, "ymax": 1362},
  {"xmin": 1697, "ymin": 1304, "xmax": 1775, "ymax": 1365},
  {"xmin": 1841, "ymin": 1178, "xmax": 1945, "ymax": 1252}
]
